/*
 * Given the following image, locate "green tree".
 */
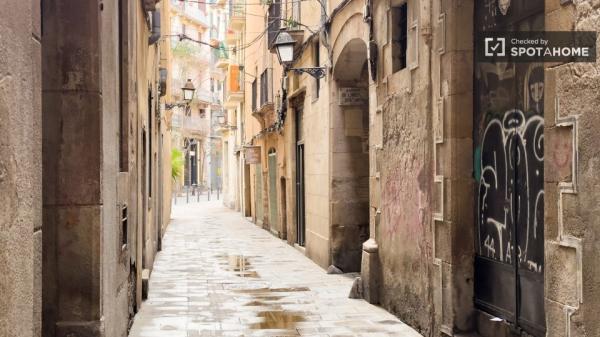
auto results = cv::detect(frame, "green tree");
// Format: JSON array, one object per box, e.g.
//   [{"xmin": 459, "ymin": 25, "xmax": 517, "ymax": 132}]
[{"xmin": 171, "ymin": 148, "xmax": 184, "ymax": 180}]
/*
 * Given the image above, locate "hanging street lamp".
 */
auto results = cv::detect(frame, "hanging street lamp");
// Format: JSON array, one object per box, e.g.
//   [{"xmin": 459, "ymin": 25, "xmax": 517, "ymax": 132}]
[
  {"xmin": 165, "ymin": 79, "xmax": 197, "ymax": 110},
  {"xmin": 182, "ymin": 78, "xmax": 196, "ymax": 102},
  {"xmin": 273, "ymin": 31, "xmax": 327, "ymax": 79}
]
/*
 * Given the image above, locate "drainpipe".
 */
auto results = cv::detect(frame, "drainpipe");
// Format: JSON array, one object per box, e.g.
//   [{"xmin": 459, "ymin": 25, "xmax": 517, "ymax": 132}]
[{"xmin": 148, "ymin": 10, "xmax": 161, "ymax": 45}]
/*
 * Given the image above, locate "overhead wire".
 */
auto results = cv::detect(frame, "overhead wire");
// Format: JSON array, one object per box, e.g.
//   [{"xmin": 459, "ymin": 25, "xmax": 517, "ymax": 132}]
[
  {"xmin": 168, "ymin": 0, "xmax": 325, "ymax": 54},
  {"xmin": 177, "ymin": 0, "xmax": 311, "ymax": 6},
  {"xmin": 163, "ymin": 19, "xmax": 269, "ymax": 53}
]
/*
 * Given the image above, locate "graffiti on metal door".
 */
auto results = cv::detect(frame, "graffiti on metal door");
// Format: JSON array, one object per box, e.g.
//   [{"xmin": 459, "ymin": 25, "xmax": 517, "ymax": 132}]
[{"xmin": 475, "ymin": 63, "xmax": 544, "ymax": 273}]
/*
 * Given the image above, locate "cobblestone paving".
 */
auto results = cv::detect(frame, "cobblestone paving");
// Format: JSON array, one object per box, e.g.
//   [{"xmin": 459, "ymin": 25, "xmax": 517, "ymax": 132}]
[{"xmin": 129, "ymin": 200, "xmax": 422, "ymax": 337}]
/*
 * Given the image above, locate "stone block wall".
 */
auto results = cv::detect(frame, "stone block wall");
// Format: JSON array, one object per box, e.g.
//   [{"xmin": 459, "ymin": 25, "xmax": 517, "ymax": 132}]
[
  {"xmin": 0, "ymin": 1, "xmax": 42, "ymax": 336},
  {"xmin": 544, "ymin": 2, "xmax": 600, "ymax": 336}
]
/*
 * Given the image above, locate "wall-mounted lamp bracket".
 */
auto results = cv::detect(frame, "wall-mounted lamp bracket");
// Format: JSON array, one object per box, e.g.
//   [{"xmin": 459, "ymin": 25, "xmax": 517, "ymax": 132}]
[{"xmin": 290, "ymin": 67, "xmax": 327, "ymax": 79}]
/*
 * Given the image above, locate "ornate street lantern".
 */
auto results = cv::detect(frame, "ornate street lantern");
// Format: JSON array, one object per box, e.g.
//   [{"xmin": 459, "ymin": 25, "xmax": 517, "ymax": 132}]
[{"xmin": 182, "ymin": 79, "xmax": 196, "ymax": 102}]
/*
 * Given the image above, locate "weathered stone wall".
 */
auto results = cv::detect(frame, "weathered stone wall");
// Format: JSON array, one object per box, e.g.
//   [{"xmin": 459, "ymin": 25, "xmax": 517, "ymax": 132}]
[
  {"xmin": 368, "ymin": 0, "xmax": 435, "ymax": 333},
  {"xmin": 430, "ymin": 0, "xmax": 475, "ymax": 334},
  {"xmin": 42, "ymin": 0, "xmax": 160, "ymax": 336},
  {"xmin": 0, "ymin": 1, "xmax": 41, "ymax": 337},
  {"xmin": 42, "ymin": 1, "xmax": 105, "ymax": 335},
  {"xmin": 101, "ymin": 0, "xmax": 131, "ymax": 336},
  {"xmin": 544, "ymin": 2, "xmax": 600, "ymax": 337}
]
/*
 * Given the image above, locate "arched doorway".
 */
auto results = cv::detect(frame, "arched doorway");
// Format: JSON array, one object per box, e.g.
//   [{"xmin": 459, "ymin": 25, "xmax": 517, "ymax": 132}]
[{"xmin": 331, "ymin": 38, "xmax": 370, "ymax": 272}]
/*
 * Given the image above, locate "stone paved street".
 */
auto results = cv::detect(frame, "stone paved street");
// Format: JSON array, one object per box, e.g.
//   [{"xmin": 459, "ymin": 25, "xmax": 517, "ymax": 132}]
[{"xmin": 129, "ymin": 200, "xmax": 423, "ymax": 337}]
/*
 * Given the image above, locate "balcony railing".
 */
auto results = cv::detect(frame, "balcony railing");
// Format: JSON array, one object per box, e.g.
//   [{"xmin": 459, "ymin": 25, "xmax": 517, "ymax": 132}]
[
  {"xmin": 171, "ymin": 0, "xmax": 210, "ymax": 27},
  {"xmin": 230, "ymin": 3, "xmax": 245, "ymax": 17},
  {"xmin": 172, "ymin": 114, "xmax": 210, "ymax": 135},
  {"xmin": 196, "ymin": 88, "xmax": 218, "ymax": 104}
]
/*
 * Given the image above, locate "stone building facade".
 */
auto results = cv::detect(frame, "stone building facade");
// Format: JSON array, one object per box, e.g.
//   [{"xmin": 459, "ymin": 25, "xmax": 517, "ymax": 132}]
[
  {"xmin": 238, "ymin": 0, "xmax": 287, "ymax": 235},
  {"xmin": 0, "ymin": 1, "xmax": 42, "ymax": 336},
  {"xmin": 235, "ymin": 0, "xmax": 600, "ymax": 336},
  {"xmin": 358, "ymin": 0, "xmax": 600, "ymax": 336},
  {"xmin": 1, "ymin": 0, "xmax": 173, "ymax": 336}
]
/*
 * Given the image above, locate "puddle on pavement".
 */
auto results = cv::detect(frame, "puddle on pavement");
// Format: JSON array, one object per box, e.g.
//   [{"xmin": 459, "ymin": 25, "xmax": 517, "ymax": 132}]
[
  {"xmin": 249, "ymin": 311, "xmax": 306, "ymax": 329},
  {"xmin": 220, "ymin": 254, "xmax": 260, "ymax": 278},
  {"xmin": 233, "ymin": 286, "xmax": 310, "ymax": 295},
  {"xmin": 269, "ymin": 286, "xmax": 310, "ymax": 292},
  {"xmin": 215, "ymin": 255, "xmax": 314, "ymax": 331}
]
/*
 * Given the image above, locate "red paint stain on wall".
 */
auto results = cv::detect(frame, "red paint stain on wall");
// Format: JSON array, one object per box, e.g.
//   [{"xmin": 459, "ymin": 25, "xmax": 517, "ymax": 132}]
[{"xmin": 382, "ymin": 163, "xmax": 427, "ymax": 241}]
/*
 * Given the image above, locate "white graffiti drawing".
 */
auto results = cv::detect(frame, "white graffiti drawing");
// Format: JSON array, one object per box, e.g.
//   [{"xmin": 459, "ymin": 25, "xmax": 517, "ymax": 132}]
[{"xmin": 477, "ymin": 109, "xmax": 544, "ymax": 273}]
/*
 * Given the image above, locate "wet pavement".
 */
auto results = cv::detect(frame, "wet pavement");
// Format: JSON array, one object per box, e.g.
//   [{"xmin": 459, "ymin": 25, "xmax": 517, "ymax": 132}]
[{"xmin": 129, "ymin": 200, "xmax": 423, "ymax": 337}]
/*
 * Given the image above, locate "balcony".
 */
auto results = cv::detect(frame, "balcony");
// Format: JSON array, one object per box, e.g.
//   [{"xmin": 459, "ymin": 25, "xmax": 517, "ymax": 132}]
[
  {"xmin": 252, "ymin": 68, "xmax": 274, "ymax": 121},
  {"xmin": 171, "ymin": 40, "xmax": 209, "ymax": 65},
  {"xmin": 215, "ymin": 56, "xmax": 229, "ymax": 69},
  {"xmin": 224, "ymin": 64, "xmax": 244, "ymax": 108},
  {"xmin": 215, "ymin": 114, "xmax": 236, "ymax": 136},
  {"xmin": 225, "ymin": 29, "xmax": 238, "ymax": 45},
  {"xmin": 213, "ymin": 42, "xmax": 229, "ymax": 69},
  {"xmin": 196, "ymin": 88, "xmax": 218, "ymax": 105},
  {"xmin": 171, "ymin": 0, "xmax": 210, "ymax": 28},
  {"xmin": 171, "ymin": 114, "xmax": 210, "ymax": 136},
  {"xmin": 228, "ymin": 2, "xmax": 245, "ymax": 31}
]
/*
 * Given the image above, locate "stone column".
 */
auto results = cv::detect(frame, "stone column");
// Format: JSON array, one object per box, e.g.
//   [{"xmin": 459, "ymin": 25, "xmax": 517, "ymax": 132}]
[{"xmin": 42, "ymin": 1, "xmax": 104, "ymax": 336}]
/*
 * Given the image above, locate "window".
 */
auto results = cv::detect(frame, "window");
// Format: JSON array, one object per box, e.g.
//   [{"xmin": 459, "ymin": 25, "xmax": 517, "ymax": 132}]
[
  {"xmin": 292, "ymin": 0, "xmax": 300, "ymax": 24},
  {"xmin": 251, "ymin": 79, "xmax": 257, "ymax": 111},
  {"xmin": 314, "ymin": 40, "xmax": 320, "ymax": 99},
  {"xmin": 118, "ymin": 0, "xmax": 129, "ymax": 172},
  {"xmin": 391, "ymin": 3, "xmax": 408, "ymax": 72},
  {"xmin": 147, "ymin": 90, "xmax": 153, "ymax": 200},
  {"xmin": 267, "ymin": 0, "xmax": 281, "ymax": 47},
  {"xmin": 260, "ymin": 68, "xmax": 273, "ymax": 107}
]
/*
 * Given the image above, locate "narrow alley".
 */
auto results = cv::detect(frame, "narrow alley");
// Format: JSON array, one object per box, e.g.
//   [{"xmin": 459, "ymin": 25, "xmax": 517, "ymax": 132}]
[
  {"xmin": 129, "ymin": 199, "xmax": 421, "ymax": 337},
  {"xmin": 3, "ymin": 1, "xmax": 600, "ymax": 337}
]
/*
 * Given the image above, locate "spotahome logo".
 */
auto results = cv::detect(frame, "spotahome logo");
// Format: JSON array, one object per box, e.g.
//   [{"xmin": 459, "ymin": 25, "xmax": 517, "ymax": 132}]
[
  {"xmin": 477, "ymin": 31, "xmax": 596, "ymax": 62},
  {"xmin": 485, "ymin": 37, "xmax": 506, "ymax": 57}
]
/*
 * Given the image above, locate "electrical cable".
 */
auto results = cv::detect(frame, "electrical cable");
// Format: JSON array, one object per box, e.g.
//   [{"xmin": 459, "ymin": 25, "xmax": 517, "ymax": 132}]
[
  {"xmin": 164, "ymin": 22, "xmax": 268, "ymax": 53},
  {"xmin": 177, "ymin": 0, "xmax": 311, "ymax": 6}
]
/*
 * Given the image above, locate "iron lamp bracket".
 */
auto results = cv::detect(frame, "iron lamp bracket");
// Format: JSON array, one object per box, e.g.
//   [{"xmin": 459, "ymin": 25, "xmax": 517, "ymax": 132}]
[{"xmin": 290, "ymin": 67, "xmax": 327, "ymax": 79}]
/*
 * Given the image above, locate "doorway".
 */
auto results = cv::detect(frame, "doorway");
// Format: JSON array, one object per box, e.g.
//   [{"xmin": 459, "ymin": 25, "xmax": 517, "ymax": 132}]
[
  {"xmin": 255, "ymin": 162, "xmax": 264, "ymax": 224},
  {"xmin": 280, "ymin": 177, "xmax": 287, "ymax": 239},
  {"xmin": 331, "ymin": 38, "xmax": 370, "ymax": 272},
  {"xmin": 244, "ymin": 164, "xmax": 252, "ymax": 217},
  {"xmin": 268, "ymin": 148, "xmax": 278, "ymax": 234},
  {"xmin": 473, "ymin": 1, "xmax": 545, "ymax": 335},
  {"xmin": 295, "ymin": 105, "xmax": 306, "ymax": 246}
]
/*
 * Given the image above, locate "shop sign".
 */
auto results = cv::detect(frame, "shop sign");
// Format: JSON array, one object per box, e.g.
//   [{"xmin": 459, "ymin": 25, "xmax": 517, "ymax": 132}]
[
  {"xmin": 244, "ymin": 146, "xmax": 261, "ymax": 164},
  {"xmin": 338, "ymin": 87, "xmax": 367, "ymax": 106}
]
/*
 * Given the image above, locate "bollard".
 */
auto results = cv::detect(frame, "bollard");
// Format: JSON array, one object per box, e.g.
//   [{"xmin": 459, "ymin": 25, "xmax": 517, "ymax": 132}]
[
  {"xmin": 208, "ymin": 188, "xmax": 211, "ymax": 201},
  {"xmin": 186, "ymin": 186, "xmax": 189, "ymax": 204},
  {"xmin": 197, "ymin": 187, "xmax": 200, "ymax": 202},
  {"xmin": 217, "ymin": 188, "xmax": 220, "ymax": 200}
]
